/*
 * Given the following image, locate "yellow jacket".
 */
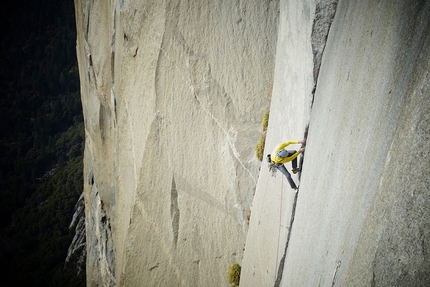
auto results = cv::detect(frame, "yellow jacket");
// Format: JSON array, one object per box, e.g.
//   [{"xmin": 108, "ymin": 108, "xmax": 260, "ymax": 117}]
[{"xmin": 270, "ymin": 140, "xmax": 301, "ymax": 164}]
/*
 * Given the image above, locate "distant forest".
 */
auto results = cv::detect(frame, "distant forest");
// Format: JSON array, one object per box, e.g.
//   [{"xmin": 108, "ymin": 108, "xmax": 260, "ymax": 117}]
[{"xmin": 0, "ymin": 0, "xmax": 85, "ymax": 286}]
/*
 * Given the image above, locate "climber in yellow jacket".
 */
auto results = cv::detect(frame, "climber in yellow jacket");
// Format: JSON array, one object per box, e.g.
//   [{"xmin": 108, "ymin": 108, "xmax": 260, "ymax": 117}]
[{"xmin": 266, "ymin": 138, "xmax": 306, "ymax": 190}]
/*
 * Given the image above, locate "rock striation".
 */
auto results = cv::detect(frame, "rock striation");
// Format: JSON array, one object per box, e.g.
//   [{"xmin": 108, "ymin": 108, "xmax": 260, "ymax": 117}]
[
  {"xmin": 75, "ymin": 0, "xmax": 279, "ymax": 285},
  {"xmin": 65, "ymin": 192, "xmax": 86, "ymax": 275},
  {"xmin": 75, "ymin": 0, "xmax": 430, "ymax": 286}
]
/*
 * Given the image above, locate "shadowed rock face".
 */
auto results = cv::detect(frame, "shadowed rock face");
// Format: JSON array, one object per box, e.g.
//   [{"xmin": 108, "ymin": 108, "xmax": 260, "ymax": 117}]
[{"xmin": 75, "ymin": 0, "xmax": 279, "ymax": 286}]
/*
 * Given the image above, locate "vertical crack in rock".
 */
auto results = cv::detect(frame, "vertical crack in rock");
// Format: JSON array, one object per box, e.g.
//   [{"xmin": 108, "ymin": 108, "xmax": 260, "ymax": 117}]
[
  {"xmin": 274, "ymin": 190, "xmax": 299, "ymax": 287},
  {"xmin": 99, "ymin": 103, "xmax": 111, "ymax": 144},
  {"xmin": 111, "ymin": 9, "xmax": 116, "ymax": 86},
  {"xmin": 111, "ymin": 49, "xmax": 115, "ymax": 86},
  {"xmin": 310, "ymin": 0, "xmax": 338, "ymax": 106},
  {"xmin": 171, "ymin": 176, "xmax": 180, "ymax": 247},
  {"xmin": 275, "ymin": 2, "xmax": 338, "ymax": 284}
]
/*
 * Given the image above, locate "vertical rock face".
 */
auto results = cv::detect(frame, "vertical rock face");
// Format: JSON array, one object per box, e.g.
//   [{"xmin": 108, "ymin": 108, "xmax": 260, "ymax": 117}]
[
  {"xmin": 240, "ymin": 0, "xmax": 328, "ymax": 285},
  {"xmin": 74, "ymin": 0, "xmax": 279, "ymax": 286},
  {"xmin": 242, "ymin": 0, "xmax": 429, "ymax": 286}
]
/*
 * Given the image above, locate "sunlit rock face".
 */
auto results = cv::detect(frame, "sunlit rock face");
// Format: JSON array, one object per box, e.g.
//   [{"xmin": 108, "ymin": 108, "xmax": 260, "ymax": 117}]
[
  {"xmin": 74, "ymin": 0, "xmax": 279, "ymax": 286},
  {"xmin": 66, "ymin": 192, "xmax": 86, "ymax": 275},
  {"xmin": 241, "ymin": 0, "xmax": 430, "ymax": 286}
]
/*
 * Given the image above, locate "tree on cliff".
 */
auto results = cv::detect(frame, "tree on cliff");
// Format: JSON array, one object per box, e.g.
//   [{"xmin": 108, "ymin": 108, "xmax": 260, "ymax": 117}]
[{"xmin": 0, "ymin": 0, "xmax": 85, "ymax": 286}]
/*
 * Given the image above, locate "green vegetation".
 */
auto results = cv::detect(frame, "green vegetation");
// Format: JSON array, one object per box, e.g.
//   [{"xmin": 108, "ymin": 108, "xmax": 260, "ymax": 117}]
[
  {"xmin": 228, "ymin": 263, "xmax": 242, "ymax": 287},
  {"xmin": 255, "ymin": 137, "xmax": 266, "ymax": 161},
  {"xmin": 255, "ymin": 111, "xmax": 270, "ymax": 161},
  {"xmin": 262, "ymin": 111, "xmax": 270, "ymax": 132},
  {"xmin": 0, "ymin": 0, "xmax": 85, "ymax": 285}
]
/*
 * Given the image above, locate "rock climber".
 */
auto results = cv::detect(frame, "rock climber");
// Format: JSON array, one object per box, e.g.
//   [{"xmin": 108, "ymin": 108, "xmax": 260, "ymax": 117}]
[{"xmin": 266, "ymin": 138, "xmax": 306, "ymax": 190}]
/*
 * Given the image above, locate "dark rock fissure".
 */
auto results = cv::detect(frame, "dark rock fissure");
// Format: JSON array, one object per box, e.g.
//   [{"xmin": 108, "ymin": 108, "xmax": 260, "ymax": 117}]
[
  {"xmin": 310, "ymin": 0, "xmax": 338, "ymax": 108},
  {"xmin": 274, "ymin": 1, "xmax": 338, "ymax": 285},
  {"xmin": 171, "ymin": 176, "xmax": 180, "ymax": 247}
]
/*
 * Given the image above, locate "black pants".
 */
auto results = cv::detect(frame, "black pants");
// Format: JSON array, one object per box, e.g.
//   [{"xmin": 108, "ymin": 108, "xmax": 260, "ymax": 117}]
[{"xmin": 275, "ymin": 157, "xmax": 298, "ymax": 189}]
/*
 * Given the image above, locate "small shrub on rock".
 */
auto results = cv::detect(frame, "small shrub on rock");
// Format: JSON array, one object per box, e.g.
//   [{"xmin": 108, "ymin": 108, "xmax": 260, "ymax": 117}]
[
  {"xmin": 255, "ymin": 111, "xmax": 269, "ymax": 161},
  {"xmin": 228, "ymin": 263, "xmax": 241, "ymax": 287},
  {"xmin": 262, "ymin": 111, "xmax": 269, "ymax": 132},
  {"xmin": 255, "ymin": 137, "xmax": 265, "ymax": 161}
]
